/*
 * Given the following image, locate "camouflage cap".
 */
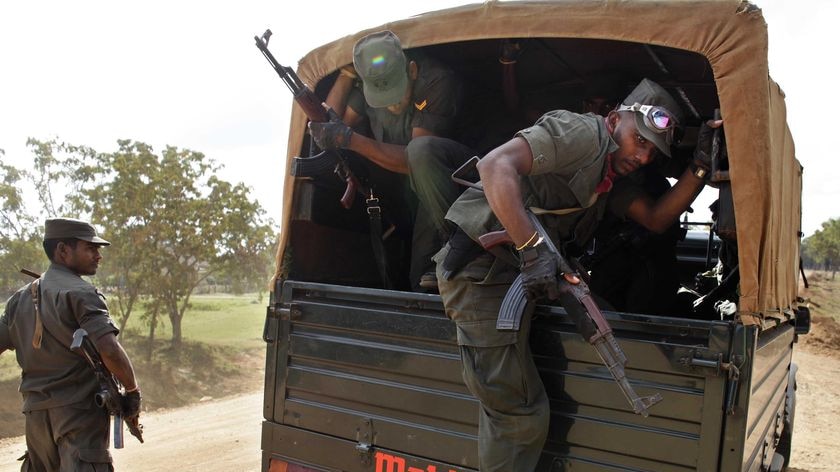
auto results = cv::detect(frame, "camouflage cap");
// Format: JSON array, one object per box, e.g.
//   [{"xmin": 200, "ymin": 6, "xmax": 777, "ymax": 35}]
[
  {"xmin": 620, "ymin": 78, "xmax": 684, "ymax": 157},
  {"xmin": 44, "ymin": 218, "xmax": 111, "ymax": 246},
  {"xmin": 353, "ymin": 31, "xmax": 409, "ymax": 108}
]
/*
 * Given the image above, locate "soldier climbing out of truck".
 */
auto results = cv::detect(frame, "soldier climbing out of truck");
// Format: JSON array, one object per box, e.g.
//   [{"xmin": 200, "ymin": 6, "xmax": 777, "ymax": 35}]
[
  {"xmin": 434, "ymin": 78, "xmax": 723, "ymax": 471},
  {"xmin": 309, "ymin": 30, "xmax": 476, "ymax": 292}
]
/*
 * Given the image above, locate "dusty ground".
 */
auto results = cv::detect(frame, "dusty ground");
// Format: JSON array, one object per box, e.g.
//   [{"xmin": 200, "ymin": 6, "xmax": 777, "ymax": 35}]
[
  {"xmin": 786, "ymin": 270, "xmax": 840, "ymax": 472},
  {"xmin": 0, "ymin": 392, "xmax": 263, "ymax": 472},
  {"xmin": 1, "ymin": 273, "xmax": 838, "ymax": 471}
]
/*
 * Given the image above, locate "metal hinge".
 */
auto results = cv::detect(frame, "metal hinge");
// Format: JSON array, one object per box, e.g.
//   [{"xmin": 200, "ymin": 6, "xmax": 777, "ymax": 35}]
[
  {"xmin": 355, "ymin": 418, "xmax": 375, "ymax": 465},
  {"xmin": 680, "ymin": 351, "xmax": 741, "ymax": 415}
]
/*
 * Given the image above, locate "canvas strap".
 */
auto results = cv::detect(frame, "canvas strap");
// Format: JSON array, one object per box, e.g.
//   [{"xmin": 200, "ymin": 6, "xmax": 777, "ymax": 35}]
[{"xmin": 29, "ymin": 279, "xmax": 43, "ymax": 349}]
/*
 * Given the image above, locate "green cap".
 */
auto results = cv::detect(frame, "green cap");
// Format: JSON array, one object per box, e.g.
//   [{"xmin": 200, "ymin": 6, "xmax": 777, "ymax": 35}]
[
  {"xmin": 621, "ymin": 78, "xmax": 684, "ymax": 157},
  {"xmin": 44, "ymin": 218, "xmax": 110, "ymax": 246},
  {"xmin": 353, "ymin": 31, "xmax": 408, "ymax": 108}
]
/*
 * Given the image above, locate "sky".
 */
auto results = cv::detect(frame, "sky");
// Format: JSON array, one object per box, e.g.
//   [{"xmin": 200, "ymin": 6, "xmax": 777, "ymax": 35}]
[{"xmin": 0, "ymin": 0, "xmax": 836, "ymax": 237}]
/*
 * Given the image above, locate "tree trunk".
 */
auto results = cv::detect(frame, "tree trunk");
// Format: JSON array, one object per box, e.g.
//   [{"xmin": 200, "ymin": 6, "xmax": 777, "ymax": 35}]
[
  {"xmin": 117, "ymin": 292, "xmax": 137, "ymax": 332},
  {"xmin": 167, "ymin": 298, "xmax": 183, "ymax": 357},
  {"xmin": 145, "ymin": 299, "xmax": 160, "ymax": 362},
  {"xmin": 146, "ymin": 310, "xmax": 157, "ymax": 362}
]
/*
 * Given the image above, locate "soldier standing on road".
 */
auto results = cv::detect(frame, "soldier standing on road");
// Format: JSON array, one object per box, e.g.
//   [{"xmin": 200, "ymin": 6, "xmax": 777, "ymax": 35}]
[
  {"xmin": 435, "ymin": 79, "xmax": 721, "ymax": 471},
  {"xmin": 0, "ymin": 218, "xmax": 141, "ymax": 471},
  {"xmin": 310, "ymin": 30, "xmax": 475, "ymax": 291}
]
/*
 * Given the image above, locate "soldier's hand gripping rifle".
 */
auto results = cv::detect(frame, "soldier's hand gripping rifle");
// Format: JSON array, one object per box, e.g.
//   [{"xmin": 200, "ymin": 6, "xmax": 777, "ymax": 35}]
[
  {"xmin": 479, "ymin": 211, "xmax": 663, "ymax": 417},
  {"xmin": 254, "ymin": 29, "xmax": 363, "ymax": 209},
  {"xmin": 71, "ymin": 329, "xmax": 144, "ymax": 448}
]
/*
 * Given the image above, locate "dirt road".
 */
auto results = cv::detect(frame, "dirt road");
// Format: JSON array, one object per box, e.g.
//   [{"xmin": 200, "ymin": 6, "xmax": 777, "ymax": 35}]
[
  {"xmin": 1, "ymin": 349, "xmax": 837, "ymax": 471},
  {"xmin": 0, "ymin": 393, "xmax": 262, "ymax": 472}
]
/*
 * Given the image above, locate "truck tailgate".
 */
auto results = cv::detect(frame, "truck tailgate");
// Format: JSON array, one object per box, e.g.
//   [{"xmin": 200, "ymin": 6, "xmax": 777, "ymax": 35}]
[{"xmin": 263, "ymin": 281, "xmax": 737, "ymax": 471}]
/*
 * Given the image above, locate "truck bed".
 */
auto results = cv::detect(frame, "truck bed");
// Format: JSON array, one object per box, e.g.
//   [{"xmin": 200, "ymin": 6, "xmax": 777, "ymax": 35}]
[{"xmin": 262, "ymin": 280, "xmax": 794, "ymax": 472}]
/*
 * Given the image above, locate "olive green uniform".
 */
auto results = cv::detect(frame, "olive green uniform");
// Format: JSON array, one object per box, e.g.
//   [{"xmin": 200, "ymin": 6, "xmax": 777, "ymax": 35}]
[
  {"xmin": 435, "ymin": 110, "xmax": 622, "ymax": 471},
  {"xmin": 348, "ymin": 53, "xmax": 474, "ymax": 289},
  {"xmin": 0, "ymin": 264, "xmax": 119, "ymax": 471}
]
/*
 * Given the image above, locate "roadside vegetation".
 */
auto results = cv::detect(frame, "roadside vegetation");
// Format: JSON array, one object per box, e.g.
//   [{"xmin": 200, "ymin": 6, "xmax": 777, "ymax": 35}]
[
  {"xmin": 1, "ymin": 293, "xmax": 267, "ymax": 439},
  {"xmin": 798, "ymin": 270, "xmax": 840, "ymax": 357}
]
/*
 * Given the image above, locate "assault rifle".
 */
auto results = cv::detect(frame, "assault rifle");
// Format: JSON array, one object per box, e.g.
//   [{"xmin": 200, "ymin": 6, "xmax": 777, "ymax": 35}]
[
  {"xmin": 478, "ymin": 212, "xmax": 663, "ymax": 417},
  {"xmin": 71, "ymin": 329, "xmax": 144, "ymax": 448},
  {"xmin": 18, "ymin": 268, "xmax": 144, "ymax": 446},
  {"xmin": 254, "ymin": 29, "xmax": 362, "ymax": 209}
]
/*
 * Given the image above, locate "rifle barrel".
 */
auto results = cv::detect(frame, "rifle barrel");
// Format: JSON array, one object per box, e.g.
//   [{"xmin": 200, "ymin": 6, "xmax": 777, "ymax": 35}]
[{"xmin": 20, "ymin": 268, "xmax": 41, "ymax": 279}]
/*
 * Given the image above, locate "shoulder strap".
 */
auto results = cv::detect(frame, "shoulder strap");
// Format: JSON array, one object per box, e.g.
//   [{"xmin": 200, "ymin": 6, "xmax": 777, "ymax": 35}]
[{"xmin": 29, "ymin": 279, "xmax": 43, "ymax": 349}]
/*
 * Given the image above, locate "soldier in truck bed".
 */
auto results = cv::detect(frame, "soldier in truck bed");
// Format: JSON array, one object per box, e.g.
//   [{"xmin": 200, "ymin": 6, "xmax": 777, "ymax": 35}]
[
  {"xmin": 309, "ymin": 30, "xmax": 474, "ymax": 291},
  {"xmin": 434, "ymin": 78, "xmax": 722, "ymax": 471}
]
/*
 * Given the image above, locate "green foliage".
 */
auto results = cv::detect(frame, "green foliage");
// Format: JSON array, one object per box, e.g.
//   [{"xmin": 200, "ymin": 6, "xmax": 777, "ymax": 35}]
[
  {"xmin": 23, "ymin": 138, "xmax": 276, "ymax": 350},
  {"xmin": 803, "ymin": 218, "xmax": 840, "ymax": 274},
  {"xmin": 0, "ymin": 150, "xmax": 45, "ymax": 297}
]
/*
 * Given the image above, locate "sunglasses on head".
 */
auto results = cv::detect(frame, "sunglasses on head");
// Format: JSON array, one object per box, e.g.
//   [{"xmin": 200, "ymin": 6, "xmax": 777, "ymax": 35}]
[{"xmin": 617, "ymin": 102, "xmax": 678, "ymax": 145}]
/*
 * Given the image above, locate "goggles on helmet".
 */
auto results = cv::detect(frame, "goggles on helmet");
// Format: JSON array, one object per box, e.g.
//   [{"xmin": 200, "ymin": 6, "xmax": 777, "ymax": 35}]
[{"xmin": 617, "ymin": 102, "xmax": 679, "ymax": 145}]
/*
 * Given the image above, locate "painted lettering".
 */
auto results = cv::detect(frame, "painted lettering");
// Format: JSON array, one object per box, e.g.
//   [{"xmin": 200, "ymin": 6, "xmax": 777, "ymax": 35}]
[
  {"xmin": 374, "ymin": 451, "xmax": 458, "ymax": 472},
  {"xmin": 375, "ymin": 452, "xmax": 406, "ymax": 472}
]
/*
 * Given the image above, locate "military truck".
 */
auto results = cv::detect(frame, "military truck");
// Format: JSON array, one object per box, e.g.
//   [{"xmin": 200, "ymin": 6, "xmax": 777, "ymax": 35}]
[{"xmin": 260, "ymin": 2, "xmax": 809, "ymax": 471}]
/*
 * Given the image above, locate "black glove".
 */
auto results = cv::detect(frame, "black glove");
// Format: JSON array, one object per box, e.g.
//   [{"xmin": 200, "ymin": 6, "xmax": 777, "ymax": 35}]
[
  {"xmin": 692, "ymin": 120, "xmax": 718, "ymax": 178},
  {"xmin": 519, "ymin": 241, "xmax": 560, "ymax": 301},
  {"xmin": 308, "ymin": 113, "xmax": 353, "ymax": 151},
  {"xmin": 122, "ymin": 390, "xmax": 142, "ymax": 419}
]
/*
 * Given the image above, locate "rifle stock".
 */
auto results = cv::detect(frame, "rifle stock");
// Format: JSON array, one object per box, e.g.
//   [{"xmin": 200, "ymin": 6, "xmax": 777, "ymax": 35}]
[
  {"xmin": 20, "ymin": 268, "xmax": 40, "ymax": 279},
  {"xmin": 492, "ymin": 211, "xmax": 663, "ymax": 417}
]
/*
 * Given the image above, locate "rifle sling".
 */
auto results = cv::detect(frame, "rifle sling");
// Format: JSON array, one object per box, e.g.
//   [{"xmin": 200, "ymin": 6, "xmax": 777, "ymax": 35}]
[
  {"xmin": 28, "ymin": 278, "xmax": 86, "ymax": 359},
  {"xmin": 366, "ymin": 194, "xmax": 393, "ymax": 290},
  {"xmin": 29, "ymin": 279, "xmax": 44, "ymax": 349}
]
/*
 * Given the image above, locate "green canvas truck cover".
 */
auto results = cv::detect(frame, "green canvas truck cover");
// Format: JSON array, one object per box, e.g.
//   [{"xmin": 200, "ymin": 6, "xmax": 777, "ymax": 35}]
[{"xmin": 273, "ymin": 0, "xmax": 802, "ymax": 322}]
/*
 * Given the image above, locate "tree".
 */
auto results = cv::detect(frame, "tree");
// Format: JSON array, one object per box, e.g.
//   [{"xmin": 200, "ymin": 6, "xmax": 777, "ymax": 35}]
[
  {"xmin": 28, "ymin": 139, "xmax": 276, "ymax": 351},
  {"xmin": 803, "ymin": 218, "xmax": 840, "ymax": 279},
  {"xmin": 0, "ymin": 150, "xmax": 45, "ymax": 296}
]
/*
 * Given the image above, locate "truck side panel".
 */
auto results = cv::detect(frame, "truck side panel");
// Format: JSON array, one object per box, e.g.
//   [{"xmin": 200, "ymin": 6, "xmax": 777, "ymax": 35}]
[
  {"xmin": 262, "ymin": 281, "xmax": 741, "ymax": 471},
  {"xmin": 718, "ymin": 323, "xmax": 794, "ymax": 471}
]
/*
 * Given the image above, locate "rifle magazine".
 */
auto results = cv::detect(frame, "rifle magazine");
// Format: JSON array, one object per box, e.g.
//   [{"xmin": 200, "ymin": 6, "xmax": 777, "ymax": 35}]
[
  {"xmin": 290, "ymin": 151, "xmax": 339, "ymax": 177},
  {"xmin": 497, "ymin": 274, "xmax": 529, "ymax": 331}
]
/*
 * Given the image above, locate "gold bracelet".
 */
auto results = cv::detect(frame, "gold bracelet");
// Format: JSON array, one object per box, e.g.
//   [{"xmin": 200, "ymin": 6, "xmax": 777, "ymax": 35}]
[
  {"xmin": 499, "ymin": 58, "xmax": 517, "ymax": 65},
  {"xmin": 516, "ymin": 231, "xmax": 539, "ymax": 251}
]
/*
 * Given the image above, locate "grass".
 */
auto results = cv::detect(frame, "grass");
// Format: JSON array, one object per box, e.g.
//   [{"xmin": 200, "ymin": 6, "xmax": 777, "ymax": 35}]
[
  {"xmin": 120, "ymin": 293, "xmax": 267, "ymax": 350},
  {"xmin": 0, "ymin": 293, "xmax": 267, "ymax": 382}
]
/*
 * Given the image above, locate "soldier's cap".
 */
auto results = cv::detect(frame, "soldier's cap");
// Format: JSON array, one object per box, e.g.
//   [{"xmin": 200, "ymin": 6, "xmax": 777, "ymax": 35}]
[
  {"xmin": 620, "ymin": 78, "xmax": 685, "ymax": 157},
  {"xmin": 44, "ymin": 218, "xmax": 111, "ymax": 246},
  {"xmin": 353, "ymin": 30, "xmax": 408, "ymax": 108}
]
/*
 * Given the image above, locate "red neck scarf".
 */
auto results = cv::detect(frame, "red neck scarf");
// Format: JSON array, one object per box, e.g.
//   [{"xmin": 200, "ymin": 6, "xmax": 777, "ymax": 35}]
[
  {"xmin": 596, "ymin": 116, "xmax": 618, "ymax": 194},
  {"xmin": 595, "ymin": 153, "xmax": 617, "ymax": 194}
]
